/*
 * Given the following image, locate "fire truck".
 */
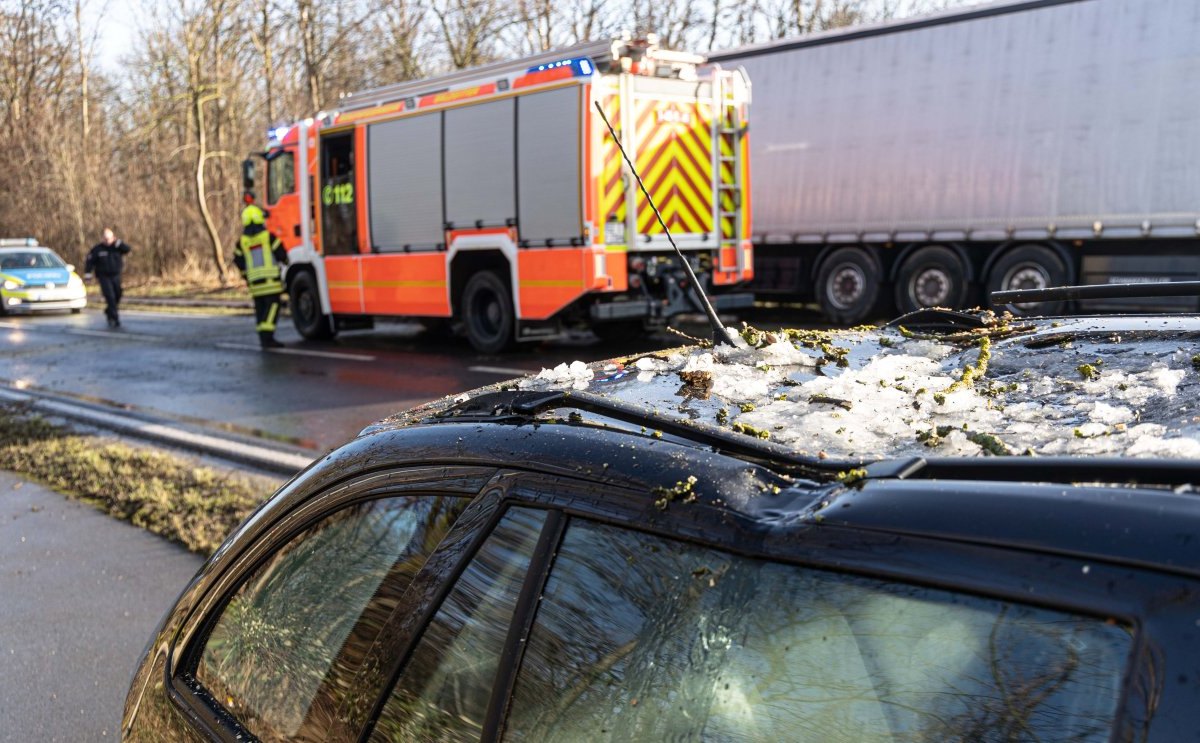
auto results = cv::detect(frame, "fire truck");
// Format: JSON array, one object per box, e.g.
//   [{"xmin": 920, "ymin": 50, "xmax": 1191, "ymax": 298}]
[{"xmin": 245, "ymin": 37, "xmax": 753, "ymax": 353}]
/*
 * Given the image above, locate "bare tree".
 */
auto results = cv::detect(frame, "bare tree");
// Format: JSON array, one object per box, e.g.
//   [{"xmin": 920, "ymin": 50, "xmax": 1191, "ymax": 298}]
[
  {"xmin": 374, "ymin": 0, "xmax": 426, "ymax": 83},
  {"xmin": 432, "ymin": 0, "xmax": 511, "ymax": 69},
  {"xmin": 0, "ymin": 0, "xmax": 978, "ymax": 284}
]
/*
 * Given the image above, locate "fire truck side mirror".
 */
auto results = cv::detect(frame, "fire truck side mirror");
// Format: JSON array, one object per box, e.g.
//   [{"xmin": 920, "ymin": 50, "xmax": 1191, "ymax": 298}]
[{"xmin": 242, "ymin": 159, "xmax": 256, "ymax": 190}]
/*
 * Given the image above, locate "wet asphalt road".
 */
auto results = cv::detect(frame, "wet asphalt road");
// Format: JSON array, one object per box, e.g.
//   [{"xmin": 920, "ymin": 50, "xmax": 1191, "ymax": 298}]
[
  {"xmin": 0, "ymin": 471, "xmax": 204, "ymax": 741},
  {"xmin": 0, "ymin": 307, "xmax": 718, "ymax": 452}
]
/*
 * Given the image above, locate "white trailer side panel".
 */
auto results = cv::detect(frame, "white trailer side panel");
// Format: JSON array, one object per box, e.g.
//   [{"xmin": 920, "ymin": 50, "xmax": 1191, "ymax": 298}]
[{"xmin": 717, "ymin": 0, "xmax": 1200, "ymax": 241}]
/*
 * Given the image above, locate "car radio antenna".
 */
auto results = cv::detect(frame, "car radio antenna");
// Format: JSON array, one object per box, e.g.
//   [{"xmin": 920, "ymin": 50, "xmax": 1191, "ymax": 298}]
[{"xmin": 594, "ymin": 101, "xmax": 738, "ymax": 347}]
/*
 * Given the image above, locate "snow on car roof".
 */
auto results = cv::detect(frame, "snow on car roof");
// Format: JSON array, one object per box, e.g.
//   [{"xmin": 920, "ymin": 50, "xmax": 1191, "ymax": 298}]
[{"xmin": 520, "ymin": 313, "xmax": 1200, "ymax": 461}]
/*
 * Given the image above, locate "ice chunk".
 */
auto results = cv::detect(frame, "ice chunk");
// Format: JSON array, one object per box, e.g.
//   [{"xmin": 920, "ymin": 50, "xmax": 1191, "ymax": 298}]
[
  {"xmin": 522, "ymin": 360, "xmax": 594, "ymax": 390},
  {"xmin": 1087, "ymin": 402, "xmax": 1134, "ymax": 425},
  {"xmin": 1146, "ymin": 366, "xmax": 1186, "ymax": 396}
]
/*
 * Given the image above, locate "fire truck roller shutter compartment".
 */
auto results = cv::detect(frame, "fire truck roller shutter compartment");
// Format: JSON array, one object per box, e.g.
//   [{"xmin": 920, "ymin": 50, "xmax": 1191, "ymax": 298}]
[
  {"xmin": 367, "ymin": 112, "xmax": 445, "ymax": 250},
  {"xmin": 444, "ymin": 99, "xmax": 516, "ymax": 229},
  {"xmin": 516, "ymin": 86, "xmax": 584, "ymax": 245}
]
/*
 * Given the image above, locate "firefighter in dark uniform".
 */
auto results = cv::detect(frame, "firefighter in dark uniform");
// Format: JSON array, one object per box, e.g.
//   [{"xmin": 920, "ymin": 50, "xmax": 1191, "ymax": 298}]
[
  {"xmin": 234, "ymin": 201, "xmax": 288, "ymax": 349},
  {"xmin": 84, "ymin": 228, "xmax": 132, "ymax": 328}
]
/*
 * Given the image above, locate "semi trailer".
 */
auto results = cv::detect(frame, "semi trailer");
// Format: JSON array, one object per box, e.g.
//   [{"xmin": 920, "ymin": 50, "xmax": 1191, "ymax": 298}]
[{"xmin": 710, "ymin": 0, "xmax": 1200, "ymax": 322}]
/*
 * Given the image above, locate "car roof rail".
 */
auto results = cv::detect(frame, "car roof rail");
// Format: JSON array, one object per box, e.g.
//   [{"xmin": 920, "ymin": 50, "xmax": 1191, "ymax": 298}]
[
  {"xmin": 436, "ymin": 390, "xmax": 1198, "ymax": 489},
  {"xmin": 992, "ymin": 280, "xmax": 1200, "ymax": 306},
  {"xmin": 438, "ymin": 389, "xmax": 870, "ymax": 478},
  {"xmin": 884, "ymin": 307, "xmax": 995, "ymax": 332}
]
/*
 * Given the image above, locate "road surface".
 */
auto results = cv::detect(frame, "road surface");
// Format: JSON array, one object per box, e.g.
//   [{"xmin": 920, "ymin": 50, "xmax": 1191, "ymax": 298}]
[
  {"xmin": 0, "ymin": 308, "xmax": 703, "ymax": 451},
  {"xmin": 0, "ymin": 471, "xmax": 204, "ymax": 741}
]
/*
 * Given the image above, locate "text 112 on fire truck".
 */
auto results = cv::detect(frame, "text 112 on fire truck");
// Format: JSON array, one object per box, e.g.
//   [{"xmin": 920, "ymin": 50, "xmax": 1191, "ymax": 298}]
[{"xmin": 242, "ymin": 37, "xmax": 754, "ymax": 353}]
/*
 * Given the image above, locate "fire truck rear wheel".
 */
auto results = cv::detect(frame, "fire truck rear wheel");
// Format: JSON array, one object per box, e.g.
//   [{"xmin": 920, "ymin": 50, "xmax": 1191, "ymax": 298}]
[
  {"xmin": 461, "ymin": 270, "xmax": 515, "ymax": 354},
  {"xmin": 290, "ymin": 270, "xmax": 334, "ymax": 340}
]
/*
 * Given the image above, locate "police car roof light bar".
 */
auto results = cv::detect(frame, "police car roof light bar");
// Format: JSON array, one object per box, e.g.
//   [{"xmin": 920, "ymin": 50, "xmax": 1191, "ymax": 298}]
[{"xmin": 593, "ymin": 101, "xmax": 738, "ymax": 347}]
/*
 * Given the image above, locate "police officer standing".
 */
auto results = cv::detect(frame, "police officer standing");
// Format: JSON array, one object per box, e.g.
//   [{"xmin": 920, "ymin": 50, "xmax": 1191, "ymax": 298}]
[
  {"xmin": 84, "ymin": 227, "xmax": 132, "ymax": 328},
  {"xmin": 234, "ymin": 199, "xmax": 288, "ymax": 349}
]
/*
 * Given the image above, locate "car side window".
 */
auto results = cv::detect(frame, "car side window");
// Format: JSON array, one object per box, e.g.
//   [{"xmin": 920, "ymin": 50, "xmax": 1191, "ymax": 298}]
[
  {"xmin": 371, "ymin": 507, "xmax": 548, "ymax": 742},
  {"xmin": 503, "ymin": 520, "xmax": 1133, "ymax": 742},
  {"xmin": 189, "ymin": 495, "xmax": 469, "ymax": 741}
]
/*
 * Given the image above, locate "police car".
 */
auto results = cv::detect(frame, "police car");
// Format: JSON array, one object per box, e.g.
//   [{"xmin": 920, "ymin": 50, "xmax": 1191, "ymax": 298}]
[
  {"xmin": 0, "ymin": 239, "xmax": 87, "ymax": 315},
  {"xmin": 122, "ymin": 288, "xmax": 1200, "ymax": 741}
]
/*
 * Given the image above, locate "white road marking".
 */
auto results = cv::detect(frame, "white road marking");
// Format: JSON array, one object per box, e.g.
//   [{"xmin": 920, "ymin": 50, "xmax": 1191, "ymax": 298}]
[
  {"xmin": 215, "ymin": 342, "xmax": 376, "ymax": 362},
  {"xmin": 68, "ymin": 328, "xmax": 162, "ymax": 342},
  {"xmin": 468, "ymin": 365, "xmax": 534, "ymax": 376},
  {"xmin": 122, "ymin": 309, "xmax": 227, "ymax": 319}
]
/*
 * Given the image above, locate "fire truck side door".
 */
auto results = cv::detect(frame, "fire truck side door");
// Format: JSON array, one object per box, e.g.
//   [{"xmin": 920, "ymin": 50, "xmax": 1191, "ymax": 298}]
[{"xmin": 319, "ymin": 131, "xmax": 358, "ymax": 256}]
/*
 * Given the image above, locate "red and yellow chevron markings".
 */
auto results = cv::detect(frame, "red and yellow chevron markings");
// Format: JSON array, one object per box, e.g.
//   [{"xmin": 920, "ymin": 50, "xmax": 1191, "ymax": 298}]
[
  {"xmin": 600, "ymin": 95, "xmax": 626, "ymax": 229},
  {"xmin": 634, "ymin": 101, "xmax": 714, "ymax": 236}
]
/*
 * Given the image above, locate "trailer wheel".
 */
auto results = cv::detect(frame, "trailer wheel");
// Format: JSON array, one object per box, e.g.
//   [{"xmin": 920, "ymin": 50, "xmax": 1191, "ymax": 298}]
[
  {"xmin": 290, "ymin": 270, "xmax": 334, "ymax": 339},
  {"xmin": 461, "ymin": 270, "xmax": 515, "ymax": 354},
  {"xmin": 987, "ymin": 245, "xmax": 1068, "ymax": 315},
  {"xmin": 816, "ymin": 247, "xmax": 882, "ymax": 325},
  {"xmin": 895, "ymin": 246, "xmax": 968, "ymax": 314}
]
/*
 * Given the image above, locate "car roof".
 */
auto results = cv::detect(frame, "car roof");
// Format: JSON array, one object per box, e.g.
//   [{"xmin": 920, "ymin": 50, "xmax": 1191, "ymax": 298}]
[
  {"xmin": 0, "ymin": 246, "xmax": 51, "ymax": 253},
  {"xmin": 482, "ymin": 311, "xmax": 1200, "ymax": 463},
  {"xmin": 319, "ymin": 308, "xmax": 1200, "ymax": 576}
]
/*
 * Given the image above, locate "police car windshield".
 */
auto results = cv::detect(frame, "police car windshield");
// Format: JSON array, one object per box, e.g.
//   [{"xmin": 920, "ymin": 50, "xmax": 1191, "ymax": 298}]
[{"xmin": 0, "ymin": 250, "xmax": 64, "ymax": 270}]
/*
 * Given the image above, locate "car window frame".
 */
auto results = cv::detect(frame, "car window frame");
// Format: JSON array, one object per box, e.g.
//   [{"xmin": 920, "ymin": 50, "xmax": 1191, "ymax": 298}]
[
  {"xmin": 354, "ymin": 472, "xmax": 1181, "ymax": 743},
  {"xmin": 164, "ymin": 465, "xmax": 499, "ymax": 743}
]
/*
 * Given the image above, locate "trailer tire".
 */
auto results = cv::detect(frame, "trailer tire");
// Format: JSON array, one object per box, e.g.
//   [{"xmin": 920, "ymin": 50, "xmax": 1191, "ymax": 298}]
[
  {"xmin": 461, "ymin": 270, "xmax": 515, "ymax": 354},
  {"xmin": 816, "ymin": 247, "xmax": 882, "ymax": 325},
  {"xmin": 986, "ymin": 245, "xmax": 1068, "ymax": 315},
  {"xmin": 290, "ymin": 270, "xmax": 334, "ymax": 340},
  {"xmin": 895, "ymin": 246, "xmax": 968, "ymax": 314}
]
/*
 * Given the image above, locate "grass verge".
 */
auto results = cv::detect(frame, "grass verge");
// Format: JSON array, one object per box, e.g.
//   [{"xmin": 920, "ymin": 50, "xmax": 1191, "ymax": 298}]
[
  {"xmin": 0, "ymin": 403, "xmax": 277, "ymax": 555},
  {"xmin": 121, "ymin": 302, "xmax": 253, "ymax": 316},
  {"xmin": 118, "ymin": 279, "xmax": 248, "ymax": 301}
]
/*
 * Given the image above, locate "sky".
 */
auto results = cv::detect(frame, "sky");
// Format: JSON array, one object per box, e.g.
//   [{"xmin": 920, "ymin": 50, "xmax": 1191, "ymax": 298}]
[{"xmin": 83, "ymin": 0, "xmax": 139, "ymax": 73}]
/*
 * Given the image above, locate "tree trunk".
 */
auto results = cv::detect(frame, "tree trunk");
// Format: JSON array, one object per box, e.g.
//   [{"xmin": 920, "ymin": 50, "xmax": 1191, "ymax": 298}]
[{"xmin": 192, "ymin": 90, "xmax": 227, "ymax": 282}]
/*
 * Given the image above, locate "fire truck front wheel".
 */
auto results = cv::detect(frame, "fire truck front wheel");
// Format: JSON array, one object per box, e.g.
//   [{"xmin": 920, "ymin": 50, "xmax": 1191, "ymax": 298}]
[
  {"xmin": 461, "ymin": 270, "xmax": 515, "ymax": 354},
  {"xmin": 290, "ymin": 270, "xmax": 334, "ymax": 340}
]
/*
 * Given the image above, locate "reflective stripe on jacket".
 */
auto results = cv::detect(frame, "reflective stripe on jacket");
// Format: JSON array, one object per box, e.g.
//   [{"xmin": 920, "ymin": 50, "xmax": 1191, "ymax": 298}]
[{"xmin": 236, "ymin": 231, "xmax": 284, "ymax": 297}]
